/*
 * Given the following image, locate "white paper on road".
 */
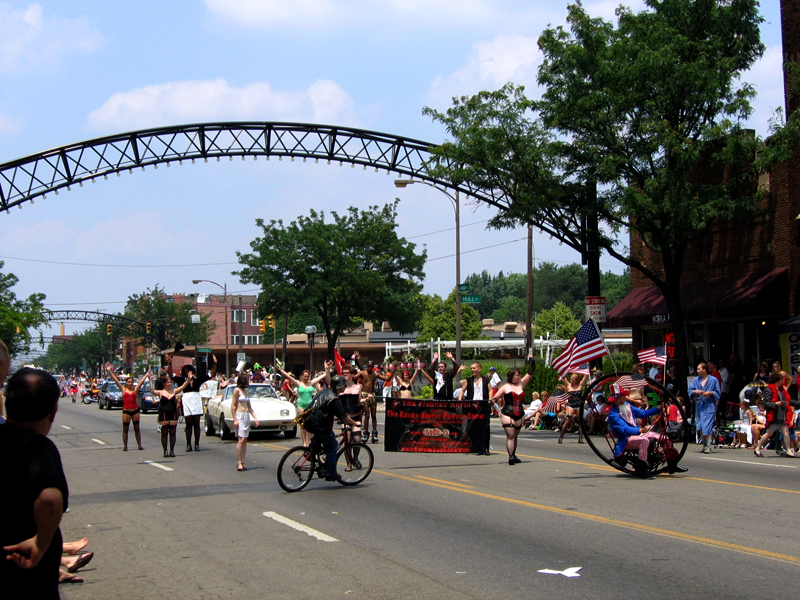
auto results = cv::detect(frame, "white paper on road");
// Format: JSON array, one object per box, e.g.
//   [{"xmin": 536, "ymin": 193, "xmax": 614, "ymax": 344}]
[
  {"xmin": 262, "ymin": 511, "xmax": 339, "ymax": 542},
  {"xmin": 538, "ymin": 567, "xmax": 582, "ymax": 578}
]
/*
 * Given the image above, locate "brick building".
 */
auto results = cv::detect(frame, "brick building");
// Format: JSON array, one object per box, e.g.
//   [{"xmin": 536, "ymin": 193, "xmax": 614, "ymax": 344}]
[{"xmin": 607, "ymin": 0, "xmax": 800, "ymax": 377}]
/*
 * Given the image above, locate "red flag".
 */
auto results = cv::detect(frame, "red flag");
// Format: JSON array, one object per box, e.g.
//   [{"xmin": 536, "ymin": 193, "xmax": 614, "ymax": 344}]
[{"xmin": 333, "ymin": 349, "xmax": 346, "ymax": 375}]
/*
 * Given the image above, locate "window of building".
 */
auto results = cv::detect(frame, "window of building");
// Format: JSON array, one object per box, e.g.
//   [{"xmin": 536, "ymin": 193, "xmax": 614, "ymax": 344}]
[
  {"xmin": 251, "ymin": 312, "xmax": 260, "ymax": 327},
  {"xmin": 231, "ymin": 335, "xmax": 261, "ymax": 345},
  {"xmin": 231, "ymin": 309, "xmax": 247, "ymax": 323}
]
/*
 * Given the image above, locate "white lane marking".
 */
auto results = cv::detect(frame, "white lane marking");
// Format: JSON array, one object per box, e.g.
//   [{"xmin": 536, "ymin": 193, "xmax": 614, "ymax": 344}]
[
  {"xmin": 61, "ymin": 425, "xmax": 72, "ymax": 430},
  {"xmin": 538, "ymin": 567, "xmax": 582, "ymax": 578},
  {"xmin": 144, "ymin": 460, "xmax": 174, "ymax": 471},
  {"xmin": 91, "ymin": 438, "xmax": 106, "ymax": 445},
  {"xmin": 262, "ymin": 511, "xmax": 338, "ymax": 542},
  {"xmin": 699, "ymin": 456, "xmax": 797, "ymax": 469}
]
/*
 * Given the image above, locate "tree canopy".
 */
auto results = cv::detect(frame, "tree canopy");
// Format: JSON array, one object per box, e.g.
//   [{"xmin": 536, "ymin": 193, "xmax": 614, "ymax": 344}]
[
  {"xmin": 416, "ymin": 291, "xmax": 484, "ymax": 342},
  {"xmin": 0, "ymin": 261, "xmax": 49, "ymax": 356},
  {"xmin": 235, "ymin": 201, "xmax": 426, "ymax": 357},
  {"xmin": 125, "ymin": 285, "xmax": 214, "ymax": 349},
  {"xmin": 533, "ymin": 301, "xmax": 581, "ymax": 340}
]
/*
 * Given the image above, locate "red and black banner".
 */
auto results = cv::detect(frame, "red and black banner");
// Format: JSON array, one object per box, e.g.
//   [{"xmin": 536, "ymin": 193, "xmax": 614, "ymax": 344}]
[{"xmin": 383, "ymin": 398, "xmax": 489, "ymax": 453}]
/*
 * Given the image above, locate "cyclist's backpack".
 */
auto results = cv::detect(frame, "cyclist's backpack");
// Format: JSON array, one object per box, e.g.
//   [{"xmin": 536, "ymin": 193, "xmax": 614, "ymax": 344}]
[{"xmin": 300, "ymin": 388, "xmax": 335, "ymax": 434}]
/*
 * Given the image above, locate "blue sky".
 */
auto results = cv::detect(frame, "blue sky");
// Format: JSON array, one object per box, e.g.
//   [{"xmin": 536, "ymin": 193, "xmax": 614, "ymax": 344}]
[{"xmin": 0, "ymin": 1, "xmax": 785, "ymax": 337}]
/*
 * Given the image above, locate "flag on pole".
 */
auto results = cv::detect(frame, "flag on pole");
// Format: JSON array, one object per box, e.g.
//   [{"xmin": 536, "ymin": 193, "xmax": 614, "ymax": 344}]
[
  {"xmin": 551, "ymin": 319, "xmax": 608, "ymax": 378},
  {"xmin": 615, "ymin": 373, "xmax": 647, "ymax": 391},
  {"xmin": 638, "ymin": 345, "xmax": 667, "ymax": 365},
  {"xmin": 570, "ymin": 363, "xmax": 591, "ymax": 376},
  {"xmin": 542, "ymin": 391, "xmax": 570, "ymax": 414},
  {"xmin": 333, "ymin": 349, "xmax": 347, "ymax": 375}
]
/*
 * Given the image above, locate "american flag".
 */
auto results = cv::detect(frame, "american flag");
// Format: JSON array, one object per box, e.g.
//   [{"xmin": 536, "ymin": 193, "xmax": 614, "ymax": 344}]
[
  {"xmin": 638, "ymin": 345, "xmax": 667, "ymax": 365},
  {"xmin": 542, "ymin": 391, "xmax": 570, "ymax": 414},
  {"xmin": 551, "ymin": 319, "xmax": 609, "ymax": 378},
  {"xmin": 570, "ymin": 363, "xmax": 591, "ymax": 376},
  {"xmin": 615, "ymin": 373, "xmax": 647, "ymax": 390}
]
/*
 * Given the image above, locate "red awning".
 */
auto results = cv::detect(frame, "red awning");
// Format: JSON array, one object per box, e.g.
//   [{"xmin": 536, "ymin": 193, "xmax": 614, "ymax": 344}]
[{"xmin": 606, "ymin": 269, "xmax": 788, "ymax": 328}]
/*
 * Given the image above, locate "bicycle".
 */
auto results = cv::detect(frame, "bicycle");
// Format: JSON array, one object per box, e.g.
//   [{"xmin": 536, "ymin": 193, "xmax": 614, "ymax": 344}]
[{"xmin": 277, "ymin": 424, "xmax": 374, "ymax": 492}]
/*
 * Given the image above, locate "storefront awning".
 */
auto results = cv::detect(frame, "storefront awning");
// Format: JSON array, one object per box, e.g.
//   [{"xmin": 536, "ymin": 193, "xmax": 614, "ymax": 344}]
[{"xmin": 606, "ymin": 268, "xmax": 788, "ymax": 328}]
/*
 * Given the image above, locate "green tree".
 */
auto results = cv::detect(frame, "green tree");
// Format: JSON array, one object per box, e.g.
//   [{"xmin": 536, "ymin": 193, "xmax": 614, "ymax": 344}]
[
  {"xmin": 41, "ymin": 325, "xmax": 118, "ymax": 375},
  {"xmin": 491, "ymin": 296, "xmax": 527, "ymax": 323},
  {"xmin": 125, "ymin": 285, "xmax": 214, "ymax": 349},
  {"xmin": 0, "ymin": 261, "xmax": 49, "ymax": 356},
  {"xmin": 533, "ymin": 301, "xmax": 580, "ymax": 340},
  {"xmin": 416, "ymin": 291, "xmax": 484, "ymax": 342},
  {"xmin": 236, "ymin": 201, "xmax": 426, "ymax": 358}
]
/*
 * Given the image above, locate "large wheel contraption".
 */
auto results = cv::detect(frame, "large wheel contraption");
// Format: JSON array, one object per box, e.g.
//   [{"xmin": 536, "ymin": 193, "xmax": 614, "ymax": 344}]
[{"xmin": 578, "ymin": 372, "xmax": 691, "ymax": 476}]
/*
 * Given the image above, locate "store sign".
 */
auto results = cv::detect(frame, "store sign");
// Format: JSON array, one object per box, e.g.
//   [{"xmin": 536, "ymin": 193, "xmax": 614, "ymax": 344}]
[
  {"xmin": 585, "ymin": 296, "xmax": 606, "ymax": 323},
  {"xmin": 652, "ymin": 314, "xmax": 671, "ymax": 325},
  {"xmin": 665, "ymin": 332, "xmax": 675, "ymax": 359}
]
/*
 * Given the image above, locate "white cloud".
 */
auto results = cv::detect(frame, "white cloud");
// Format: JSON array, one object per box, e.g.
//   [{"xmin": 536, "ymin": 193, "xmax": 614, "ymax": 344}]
[
  {"xmin": 426, "ymin": 35, "xmax": 541, "ymax": 109},
  {"xmin": 86, "ymin": 78, "xmax": 363, "ymax": 131},
  {"xmin": 204, "ymin": 0, "xmax": 503, "ymax": 29},
  {"xmin": 742, "ymin": 44, "xmax": 786, "ymax": 136},
  {"xmin": 0, "ymin": 3, "xmax": 104, "ymax": 72},
  {"xmin": 0, "ymin": 113, "xmax": 23, "ymax": 134}
]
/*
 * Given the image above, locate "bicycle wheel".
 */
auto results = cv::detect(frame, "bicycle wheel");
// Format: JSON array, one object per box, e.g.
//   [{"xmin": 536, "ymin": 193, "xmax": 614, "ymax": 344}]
[
  {"xmin": 579, "ymin": 372, "xmax": 691, "ymax": 476},
  {"xmin": 336, "ymin": 442, "xmax": 374, "ymax": 485},
  {"xmin": 277, "ymin": 446, "xmax": 316, "ymax": 492}
]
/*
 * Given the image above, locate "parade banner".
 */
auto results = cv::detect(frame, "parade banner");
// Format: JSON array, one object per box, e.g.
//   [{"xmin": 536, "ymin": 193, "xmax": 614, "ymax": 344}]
[{"xmin": 383, "ymin": 398, "xmax": 489, "ymax": 453}]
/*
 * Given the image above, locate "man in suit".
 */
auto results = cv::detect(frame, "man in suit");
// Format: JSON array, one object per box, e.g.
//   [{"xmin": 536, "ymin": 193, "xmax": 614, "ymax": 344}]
[{"xmin": 459, "ymin": 362, "xmax": 492, "ymax": 455}]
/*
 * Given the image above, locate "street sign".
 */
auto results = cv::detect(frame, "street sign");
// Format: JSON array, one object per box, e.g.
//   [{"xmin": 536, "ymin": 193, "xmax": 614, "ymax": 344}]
[
  {"xmin": 196, "ymin": 347, "xmax": 212, "ymax": 353},
  {"xmin": 461, "ymin": 295, "xmax": 481, "ymax": 303},
  {"xmin": 585, "ymin": 296, "xmax": 606, "ymax": 323},
  {"xmin": 236, "ymin": 352, "xmax": 246, "ymax": 362},
  {"xmin": 458, "ymin": 283, "xmax": 470, "ymax": 293}
]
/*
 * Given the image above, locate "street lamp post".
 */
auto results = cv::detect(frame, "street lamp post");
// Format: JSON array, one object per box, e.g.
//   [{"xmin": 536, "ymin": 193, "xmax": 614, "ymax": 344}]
[
  {"xmin": 394, "ymin": 179, "xmax": 461, "ymax": 365},
  {"xmin": 190, "ymin": 311, "xmax": 200, "ymax": 366},
  {"xmin": 305, "ymin": 325, "xmax": 317, "ymax": 373},
  {"xmin": 192, "ymin": 279, "xmax": 229, "ymax": 375}
]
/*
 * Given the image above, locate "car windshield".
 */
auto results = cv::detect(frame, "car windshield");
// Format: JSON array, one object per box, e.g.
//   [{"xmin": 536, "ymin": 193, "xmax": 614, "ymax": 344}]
[
  {"xmin": 106, "ymin": 383, "xmax": 120, "ymax": 393},
  {"xmin": 226, "ymin": 384, "xmax": 280, "ymax": 400}
]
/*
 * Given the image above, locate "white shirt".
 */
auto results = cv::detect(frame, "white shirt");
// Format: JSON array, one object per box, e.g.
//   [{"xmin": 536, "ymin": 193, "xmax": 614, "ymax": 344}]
[
  {"xmin": 489, "ymin": 372, "xmax": 502, "ymax": 390},
  {"xmin": 472, "ymin": 378, "xmax": 485, "ymax": 401}
]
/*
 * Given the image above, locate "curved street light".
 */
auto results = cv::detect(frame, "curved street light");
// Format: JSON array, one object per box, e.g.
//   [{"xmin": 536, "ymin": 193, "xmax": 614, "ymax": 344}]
[
  {"xmin": 394, "ymin": 179, "xmax": 461, "ymax": 364},
  {"xmin": 192, "ymin": 279, "xmax": 229, "ymax": 375}
]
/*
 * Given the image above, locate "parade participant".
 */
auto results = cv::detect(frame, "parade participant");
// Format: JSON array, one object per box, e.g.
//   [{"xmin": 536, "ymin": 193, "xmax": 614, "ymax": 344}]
[
  {"xmin": 278, "ymin": 366, "xmax": 327, "ymax": 446},
  {"xmin": 337, "ymin": 365, "xmax": 364, "ymax": 448},
  {"xmin": 394, "ymin": 368, "xmax": 420, "ymax": 400},
  {"xmin": 1, "ymin": 368, "xmax": 69, "ymax": 598},
  {"xmin": 752, "ymin": 361, "xmax": 770, "ymax": 384},
  {"xmin": 231, "ymin": 373, "xmax": 260, "ymax": 471},
  {"xmin": 312, "ymin": 375, "xmax": 362, "ymax": 482},
  {"xmin": 753, "ymin": 372, "xmax": 798, "ymax": 458},
  {"xmin": 559, "ymin": 372, "xmax": 587, "ymax": 444},
  {"xmin": 689, "ymin": 362, "xmax": 721, "ymax": 453},
  {"xmin": 69, "ymin": 376, "xmax": 79, "ymax": 403},
  {"xmin": 490, "ymin": 354, "xmax": 534, "ymax": 465},
  {"xmin": 171, "ymin": 355, "xmax": 217, "ymax": 453},
  {"xmin": 149, "ymin": 371, "xmax": 191, "ymax": 457},
  {"xmin": 352, "ymin": 353, "xmax": 390, "ymax": 445},
  {"xmin": 459, "ymin": 362, "xmax": 492, "ymax": 455},
  {"xmin": 105, "ymin": 365, "xmax": 150, "ymax": 451},
  {"xmin": 606, "ymin": 383, "xmax": 686, "ymax": 478},
  {"xmin": 427, "ymin": 351, "xmax": 460, "ymax": 400}
]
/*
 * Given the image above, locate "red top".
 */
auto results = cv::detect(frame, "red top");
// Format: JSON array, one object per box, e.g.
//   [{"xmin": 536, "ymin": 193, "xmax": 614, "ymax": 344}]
[{"xmin": 123, "ymin": 389, "xmax": 137, "ymax": 411}]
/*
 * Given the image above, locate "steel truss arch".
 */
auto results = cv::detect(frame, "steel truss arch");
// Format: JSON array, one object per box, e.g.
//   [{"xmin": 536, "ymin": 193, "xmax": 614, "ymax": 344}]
[
  {"xmin": 0, "ymin": 122, "xmax": 513, "ymax": 212},
  {"xmin": 46, "ymin": 310, "xmax": 163, "ymax": 348}
]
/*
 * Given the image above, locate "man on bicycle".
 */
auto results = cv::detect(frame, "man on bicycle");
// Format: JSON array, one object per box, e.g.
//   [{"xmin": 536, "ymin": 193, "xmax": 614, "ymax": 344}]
[{"xmin": 316, "ymin": 375, "xmax": 361, "ymax": 482}]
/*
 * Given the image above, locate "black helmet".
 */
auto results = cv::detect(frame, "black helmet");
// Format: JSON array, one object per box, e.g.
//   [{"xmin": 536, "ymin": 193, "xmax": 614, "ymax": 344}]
[{"xmin": 330, "ymin": 375, "xmax": 347, "ymax": 390}]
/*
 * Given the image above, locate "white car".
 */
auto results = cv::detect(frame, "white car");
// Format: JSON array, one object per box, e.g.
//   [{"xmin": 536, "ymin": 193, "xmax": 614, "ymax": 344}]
[{"xmin": 204, "ymin": 383, "xmax": 297, "ymax": 440}]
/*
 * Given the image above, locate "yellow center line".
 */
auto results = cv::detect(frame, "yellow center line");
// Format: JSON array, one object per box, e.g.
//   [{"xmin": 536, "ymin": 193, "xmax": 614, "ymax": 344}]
[
  {"xmin": 414, "ymin": 475, "xmax": 473, "ymax": 488},
  {"xmin": 683, "ymin": 476, "xmax": 800, "ymax": 495},
  {"xmin": 372, "ymin": 468, "xmax": 800, "ymax": 566}
]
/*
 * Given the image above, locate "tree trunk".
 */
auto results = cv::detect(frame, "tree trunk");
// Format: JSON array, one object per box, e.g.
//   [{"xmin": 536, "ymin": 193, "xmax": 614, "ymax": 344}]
[
  {"xmin": 660, "ymin": 247, "xmax": 691, "ymax": 398},
  {"xmin": 585, "ymin": 180, "xmax": 603, "ymax": 371}
]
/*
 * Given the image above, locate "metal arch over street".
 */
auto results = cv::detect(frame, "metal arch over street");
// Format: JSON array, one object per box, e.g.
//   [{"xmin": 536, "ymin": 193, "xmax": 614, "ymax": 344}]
[
  {"xmin": 46, "ymin": 310, "xmax": 164, "ymax": 348},
  {"xmin": 0, "ymin": 122, "xmax": 511, "ymax": 212}
]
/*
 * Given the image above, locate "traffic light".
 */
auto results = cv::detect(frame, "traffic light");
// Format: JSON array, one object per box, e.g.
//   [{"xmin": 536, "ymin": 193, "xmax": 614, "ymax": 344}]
[
  {"xmin": 259, "ymin": 320, "xmax": 266, "ymax": 333},
  {"xmin": 267, "ymin": 315, "xmax": 275, "ymax": 328},
  {"xmin": 106, "ymin": 324, "xmax": 112, "ymax": 335},
  {"xmin": 146, "ymin": 322, "xmax": 152, "ymax": 333}
]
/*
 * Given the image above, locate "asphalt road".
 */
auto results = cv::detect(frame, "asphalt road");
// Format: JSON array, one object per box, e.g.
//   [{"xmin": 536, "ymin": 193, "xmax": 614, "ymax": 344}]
[{"xmin": 52, "ymin": 400, "xmax": 799, "ymax": 600}]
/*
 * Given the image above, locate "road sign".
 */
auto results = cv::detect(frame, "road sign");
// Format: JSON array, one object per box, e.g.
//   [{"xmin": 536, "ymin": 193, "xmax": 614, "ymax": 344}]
[
  {"xmin": 461, "ymin": 295, "xmax": 481, "ymax": 303},
  {"xmin": 458, "ymin": 283, "xmax": 469, "ymax": 293},
  {"xmin": 585, "ymin": 296, "xmax": 606, "ymax": 323},
  {"xmin": 236, "ymin": 352, "xmax": 246, "ymax": 362},
  {"xmin": 196, "ymin": 347, "xmax": 212, "ymax": 353}
]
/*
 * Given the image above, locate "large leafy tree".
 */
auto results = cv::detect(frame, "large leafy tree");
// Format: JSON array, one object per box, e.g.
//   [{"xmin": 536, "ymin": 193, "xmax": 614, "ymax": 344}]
[
  {"xmin": 41, "ymin": 325, "xmax": 118, "ymax": 375},
  {"xmin": 236, "ymin": 201, "xmax": 426, "ymax": 358},
  {"xmin": 425, "ymin": 1, "xmax": 796, "ymax": 383},
  {"xmin": 416, "ymin": 291, "xmax": 484, "ymax": 342},
  {"xmin": 125, "ymin": 285, "xmax": 214, "ymax": 349},
  {"xmin": 533, "ymin": 301, "xmax": 581, "ymax": 340},
  {"xmin": 0, "ymin": 261, "xmax": 49, "ymax": 356}
]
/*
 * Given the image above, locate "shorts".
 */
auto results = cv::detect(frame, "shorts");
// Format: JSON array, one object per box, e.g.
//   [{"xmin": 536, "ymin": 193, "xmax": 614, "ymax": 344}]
[
  {"xmin": 236, "ymin": 412, "xmax": 251, "ymax": 438},
  {"xmin": 361, "ymin": 392, "xmax": 376, "ymax": 410},
  {"xmin": 122, "ymin": 408, "xmax": 140, "ymax": 417}
]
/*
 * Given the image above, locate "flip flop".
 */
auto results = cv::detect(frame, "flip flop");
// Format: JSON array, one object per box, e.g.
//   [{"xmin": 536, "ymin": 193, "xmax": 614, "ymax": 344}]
[
  {"xmin": 59, "ymin": 572, "xmax": 84, "ymax": 584},
  {"xmin": 68, "ymin": 552, "xmax": 94, "ymax": 573}
]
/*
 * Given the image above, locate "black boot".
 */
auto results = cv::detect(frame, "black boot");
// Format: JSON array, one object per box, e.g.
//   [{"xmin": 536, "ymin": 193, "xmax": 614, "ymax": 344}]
[
  {"xmin": 194, "ymin": 443, "xmax": 200, "ymax": 452},
  {"xmin": 634, "ymin": 459, "xmax": 655, "ymax": 480},
  {"xmin": 667, "ymin": 459, "xmax": 688, "ymax": 474},
  {"xmin": 186, "ymin": 444, "xmax": 193, "ymax": 452}
]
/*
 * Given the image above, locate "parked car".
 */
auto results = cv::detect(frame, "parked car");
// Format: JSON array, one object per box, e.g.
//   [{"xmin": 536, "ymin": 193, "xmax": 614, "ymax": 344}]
[
  {"xmin": 204, "ymin": 383, "xmax": 297, "ymax": 440},
  {"xmin": 98, "ymin": 381, "xmax": 123, "ymax": 410},
  {"xmin": 136, "ymin": 378, "xmax": 160, "ymax": 413}
]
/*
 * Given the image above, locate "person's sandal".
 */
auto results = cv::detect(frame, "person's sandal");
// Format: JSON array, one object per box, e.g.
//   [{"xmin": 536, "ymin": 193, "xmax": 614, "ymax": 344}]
[
  {"xmin": 344, "ymin": 465, "xmax": 353, "ymax": 472},
  {"xmin": 754, "ymin": 449, "xmax": 764, "ymax": 457}
]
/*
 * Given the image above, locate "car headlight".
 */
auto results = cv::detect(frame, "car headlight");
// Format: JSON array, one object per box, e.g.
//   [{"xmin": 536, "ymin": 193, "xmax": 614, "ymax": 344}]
[{"xmin": 280, "ymin": 409, "xmax": 290, "ymax": 417}]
